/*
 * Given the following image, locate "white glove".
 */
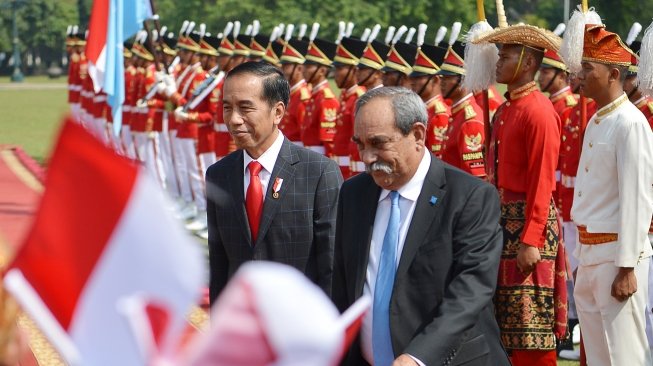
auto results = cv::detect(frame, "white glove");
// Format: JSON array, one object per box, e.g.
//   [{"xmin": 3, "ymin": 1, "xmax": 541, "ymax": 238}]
[
  {"xmin": 174, "ymin": 106, "xmax": 189, "ymax": 120},
  {"xmin": 136, "ymin": 99, "xmax": 148, "ymax": 108},
  {"xmin": 156, "ymin": 80, "xmax": 167, "ymax": 94},
  {"xmin": 163, "ymin": 74, "xmax": 177, "ymax": 97}
]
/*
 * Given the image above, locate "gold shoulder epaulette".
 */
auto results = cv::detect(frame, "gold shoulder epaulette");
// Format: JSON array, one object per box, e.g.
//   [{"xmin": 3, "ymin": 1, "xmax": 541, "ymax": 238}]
[
  {"xmin": 323, "ymin": 87, "xmax": 335, "ymax": 99},
  {"xmin": 566, "ymin": 95, "xmax": 578, "ymax": 107},
  {"xmin": 647, "ymin": 101, "xmax": 653, "ymax": 115},
  {"xmin": 464, "ymin": 105, "xmax": 477, "ymax": 120},
  {"xmin": 434, "ymin": 100, "xmax": 447, "ymax": 114},
  {"xmin": 71, "ymin": 53, "xmax": 80, "ymax": 63},
  {"xmin": 300, "ymin": 88, "xmax": 311, "ymax": 101}
]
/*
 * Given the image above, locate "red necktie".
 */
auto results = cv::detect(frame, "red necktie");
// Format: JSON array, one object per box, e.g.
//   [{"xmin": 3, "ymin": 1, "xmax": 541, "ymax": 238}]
[{"xmin": 246, "ymin": 161, "xmax": 264, "ymax": 243}]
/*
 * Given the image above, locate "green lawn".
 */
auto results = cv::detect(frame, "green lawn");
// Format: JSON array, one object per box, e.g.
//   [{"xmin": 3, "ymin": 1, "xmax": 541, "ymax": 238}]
[{"xmin": 0, "ymin": 79, "xmax": 68, "ymax": 164}]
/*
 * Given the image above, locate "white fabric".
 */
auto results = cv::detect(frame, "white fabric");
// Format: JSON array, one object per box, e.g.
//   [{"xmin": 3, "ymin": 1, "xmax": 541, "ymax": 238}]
[
  {"xmin": 172, "ymin": 134, "xmax": 193, "ymax": 204},
  {"xmin": 563, "ymin": 221, "xmax": 579, "ymax": 319},
  {"xmin": 199, "ymin": 152, "xmax": 217, "ymax": 181},
  {"xmin": 575, "ymin": 257, "xmax": 652, "ymax": 366},
  {"xmin": 242, "ymin": 131, "xmax": 285, "ymax": 198},
  {"xmin": 177, "ymin": 137, "xmax": 205, "ymax": 211},
  {"xmin": 561, "ymin": 174, "xmax": 575, "ymax": 188},
  {"xmin": 132, "ymin": 132, "xmax": 149, "ymax": 163},
  {"xmin": 121, "ymin": 125, "xmax": 137, "ymax": 160},
  {"xmin": 144, "ymin": 133, "xmax": 166, "ymax": 191},
  {"xmin": 647, "ymin": 234, "xmax": 653, "ymax": 351},
  {"xmin": 159, "ymin": 129, "xmax": 180, "ymax": 199},
  {"xmin": 571, "ymin": 94, "xmax": 653, "ymax": 267},
  {"xmin": 68, "ymin": 172, "xmax": 205, "ymax": 366},
  {"xmin": 361, "ymin": 149, "xmax": 430, "ymax": 365}
]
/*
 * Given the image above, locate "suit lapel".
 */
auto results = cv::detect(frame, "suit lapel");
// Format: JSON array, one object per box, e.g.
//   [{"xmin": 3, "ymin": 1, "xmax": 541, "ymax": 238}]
[
  {"xmin": 354, "ymin": 175, "xmax": 382, "ymax": 298},
  {"xmin": 228, "ymin": 151, "xmax": 252, "ymax": 244},
  {"xmin": 396, "ymin": 155, "xmax": 447, "ymax": 278},
  {"xmin": 254, "ymin": 138, "xmax": 298, "ymax": 247}
]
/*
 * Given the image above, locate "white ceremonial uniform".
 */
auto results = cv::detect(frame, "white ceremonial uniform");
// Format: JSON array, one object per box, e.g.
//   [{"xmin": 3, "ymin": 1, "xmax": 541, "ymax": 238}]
[{"xmin": 571, "ymin": 93, "xmax": 653, "ymax": 366}]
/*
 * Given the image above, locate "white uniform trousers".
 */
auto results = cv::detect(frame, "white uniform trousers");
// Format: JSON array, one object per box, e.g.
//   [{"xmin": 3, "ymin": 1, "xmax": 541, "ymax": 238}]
[
  {"xmin": 576, "ymin": 257, "xmax": 652, "ymax": 366},
  {"xmin": 159, "ymin": 129, "xmax": 180, "ymax": 199},
  {"xmin": 121, "ymin": 125, "xmax": 137, "ymax": 160},
  {"xmin": 646, "ymin": 235, "xmax": 653, "ymax": 352},
  {"xmin": 171, "ymin": 134, "xmax": 193, "ymax": 204},
  {"xmin": 176, "ymin": 137, "xmax": 205, "ymax": 211}
]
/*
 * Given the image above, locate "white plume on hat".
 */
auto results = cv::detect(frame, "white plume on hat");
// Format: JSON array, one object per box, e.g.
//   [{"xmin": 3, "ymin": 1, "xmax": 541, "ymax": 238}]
[
  {"xmin": 404, "ymin": 27, "xmax": 416, "ymax": 43},
  {"xmin": 309, "ymin": 22, "xmax": 320, "ymax": 42},
  {"xmin": 552, "ymin": 23, "xmax": 566, "ymax": 37},
  {"xmin": 416, "ymin": 24, "xmax": 427, "ymax": 48},
  {"xmin": 392, "ymin": 25, "xmax": 408, "ymax": 46},
  {"xmin": 385, "ymin": 26, "xmax": 396, "ymax": 45},
  {"xmin": 463, "ymin": 20, "xmax": 499, "ymax": 92},
  {"xmin": 560, "ymin": 5, "xmax": 602, "ymax": 74},
  {"xmin": 638, "ymin": 21, "xmax": 653, "ymax": 93},
  {"xmin": 346, "ymin": 22, "xmax": 355, "ymax": 37},
  {"xmin": 626, "ymin": 22, "xmax": 643, "ymax": 46},
  {"xmin": 434, "ymin": 26, "xmax": 448, "ymax": 45},
  {"xmin": 360, "ymin": 28, "xmax": 371, "ymax": 42},
  {"xmin": 297, "ymin": 23, "xmax": 308, "ymax": 39}
]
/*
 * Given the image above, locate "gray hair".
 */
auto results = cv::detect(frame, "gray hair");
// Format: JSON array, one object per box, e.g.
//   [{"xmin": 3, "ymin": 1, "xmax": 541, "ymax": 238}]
[{"xmin": 355, "ymin": 86, "xmax": 429, "ymax": 135}]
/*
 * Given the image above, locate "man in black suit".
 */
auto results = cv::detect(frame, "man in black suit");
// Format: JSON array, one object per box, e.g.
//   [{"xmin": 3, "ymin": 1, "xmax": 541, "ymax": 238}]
[
  {"xmin": 206, "ymin": 62, "xmax": 343, "ymax": 303},
  {"xmin": 332, "ymin": 87, "xmax": 509, "ymax": 366}
]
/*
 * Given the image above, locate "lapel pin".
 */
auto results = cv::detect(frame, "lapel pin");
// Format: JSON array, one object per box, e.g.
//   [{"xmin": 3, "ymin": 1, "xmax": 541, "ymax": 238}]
[
  {"xmin": 272, "ymin": 177, "xmax": 283, "ymax": 199},
  {"xmin": 429, "ymin": 196, "xmax": 438, "ymax": 206}
]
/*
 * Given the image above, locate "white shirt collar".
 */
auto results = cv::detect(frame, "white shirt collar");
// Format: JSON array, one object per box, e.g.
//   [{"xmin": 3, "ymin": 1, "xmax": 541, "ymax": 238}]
[
  {"xmin": 451, "ymin": 93, "xmax": 474, "ymax": 109},
  {"xmin": 550, "ymin": 85, "xmax": 571, "ymax": 99},
  {"xmin": 378, "ymin": 149, "xmax": 431, "ymax": 203},
  {"xmin": 243, "ymin": 130, "xmax": 285, "ymax": 175}
]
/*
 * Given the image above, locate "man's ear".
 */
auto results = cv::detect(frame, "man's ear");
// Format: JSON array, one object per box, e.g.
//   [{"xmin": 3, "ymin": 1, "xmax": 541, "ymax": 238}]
[
  {"xmin": 411, "ymin": 122, "xmax": 427, "ymax": 148},
  {"xmin": 273, "ymin": 101, "xmax": 285, "ymax": 126},
  {"xmin": 608, "ymin": 66, "xmax": 622, "ymax": 83}
]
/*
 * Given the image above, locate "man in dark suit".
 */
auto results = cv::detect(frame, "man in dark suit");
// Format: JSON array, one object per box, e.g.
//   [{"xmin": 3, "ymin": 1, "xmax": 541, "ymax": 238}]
[
  {"xmin": 332, "ymin": 87, "xmax": 509, "ymax": 366},
  {"xmin": 206, "ymin": 62, "xmax": 343, "ymax": 303}
]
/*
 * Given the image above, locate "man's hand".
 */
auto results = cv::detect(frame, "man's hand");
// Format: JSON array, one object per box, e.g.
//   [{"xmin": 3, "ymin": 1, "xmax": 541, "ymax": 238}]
[
  {"xmin": 392, "ymin": 354, "xmax": 420, "ymax": 366},
  {"xmin": 611, "ymin": 267, "xmax": 637, "ymax": 302},
  {"xmin": 516, "ymin": 243, "xmax": 541, "ymax": 275},
  {"xmin": 174, "ymin": 106, "xmax": 189, "ymax": 121}
]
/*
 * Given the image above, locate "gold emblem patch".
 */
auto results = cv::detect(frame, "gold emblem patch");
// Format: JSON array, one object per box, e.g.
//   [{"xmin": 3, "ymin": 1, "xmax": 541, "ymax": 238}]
[{"xmin": 464, "ymin": 133, "xmax": 483, "ymax": 151}]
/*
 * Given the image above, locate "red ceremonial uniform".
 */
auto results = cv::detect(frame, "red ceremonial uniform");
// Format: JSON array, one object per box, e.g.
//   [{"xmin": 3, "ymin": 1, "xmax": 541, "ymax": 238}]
[
  {"xmin": 633, "ymin": 95, "xmax": 653, "ymax": 130},
  {"xmin": 212, "ymin": 79, "xmax": 235, "ymax": 158},
  {"xmin": 424, "ymin": 94, "xmax": 451, "ymax": 158},
  {"xmin": 558, "ymin": 99, "xmax": 597, "ymax": 221},
  {"xmin": 123, "ymin": 64, "xmax": 137, "ymax": 128},
  {"xmin": 441, "ymin": 93, "xmax": 486, "ymax": 177},
  {"xmin": 130, "ymin": 66, "xmax": 146, "ymax": 133},
  {"xmin": 172, "ymin": 63, "xmax": 204, "ymax": 140},
  {"xmin": 302, "ymin": 79, "xmax": 339, "ymax": 153},
  {"xmin": 281, "ymin": 80, "xmax": 310, "ymax": 143},
  {"xmin": 333, "ymin": 84, "xmax": 365, "ymax": 178},
  {"xmin": 184, "ymin": 71, "xmax": 218, "ymax": 155},
  {"xmin": 141, "ymin": 64, "xmax": 157, "ymax": 132},
  {"xmin": 549, "ymin": 86, "xmax": 578, "ymax": 205},
  {"xmin": 487, "ymin": 81, "xmax": 561, "ymax": 247},
  {"xmin": 67, "ymin": 52, "xmax": 81, "ymax": 104}
]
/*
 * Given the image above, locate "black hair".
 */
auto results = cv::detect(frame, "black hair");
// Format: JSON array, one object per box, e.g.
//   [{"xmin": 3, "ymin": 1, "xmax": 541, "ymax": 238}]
[
  {"xmin": 615, "ymin": 65, "xmax": 629, "ymax": 83},
  {"xmin": 226, "ymin": 61, "xmax": 290, "ymax": 108}
]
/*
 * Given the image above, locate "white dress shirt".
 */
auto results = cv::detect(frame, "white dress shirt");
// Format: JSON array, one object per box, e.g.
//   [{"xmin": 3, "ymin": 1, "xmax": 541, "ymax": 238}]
[
  {"xmin": 571, "ymin": 93, "xmax": 653, "ymax": 267},
  {"xmin": 243, "ymin": 131, "xmax": 285, "ymax": 198},
  {"xmin": 361, "ymin": 149, "xmax": 430, "ymax": 365}
]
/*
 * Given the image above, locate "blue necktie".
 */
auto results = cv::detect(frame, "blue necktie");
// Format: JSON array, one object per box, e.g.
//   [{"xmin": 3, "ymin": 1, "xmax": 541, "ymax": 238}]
[{"xmin": 373, "ymin": 190, "xmax": 400, "ymax": 366}]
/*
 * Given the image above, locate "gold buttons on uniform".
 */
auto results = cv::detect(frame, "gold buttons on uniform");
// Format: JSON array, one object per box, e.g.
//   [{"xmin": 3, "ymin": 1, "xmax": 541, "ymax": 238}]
[
  {"xmin": 578, "ymin": 191, "xmax": 582, "ymax": 197},
  {"xmin": 506, "ymin": 102, "xmax": 511, "ymax": 107},
  {"xmin": 566, "ymin": 146, "xmax": 571, "ymax": 151},
  {"xmin": 500, "ymin": 120, "xmax": 504, "ymax": 125},
  {"xmin": 589, "ymin": 142, "xmax": 593, "ymax": 148},
  {"xmin": 497, "ymin": 140, "xmax": 501, "ymax": 145}
]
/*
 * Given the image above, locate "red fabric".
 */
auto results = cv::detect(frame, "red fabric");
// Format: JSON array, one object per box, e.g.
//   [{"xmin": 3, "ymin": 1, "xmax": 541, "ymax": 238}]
[
  {"xmin": 510, "ymin": 349, "xmax": 557, "ymax": 366},
  {"xmin": 85, "ymin": 0, "xmax": 109, "ymax": 65},
  {"xmin": 488, "ymin": 83, "xmax": 561, "ymax": 248},
  {"xmin": 474, "ymin": 85, "xmax": 504, "ymax": 118},
  {"xmin": 550, "ymin": 88, "xmax": 577, "ymax": 208},
  {"xmin": 441, "ymin": 95, "xmax": 486, "ymax": 177},
  {"xmin": 67, "ymin": 55, "xmax": 80, "ymax": 103},
  {"xmin": 8, "ymin": 119, "xmax": 138, "ymax": 329},
  {"xmin": 333, "ymin": 85, "xmax": 365, "ymax": 156},
  {"xmin": 635, "ymin": 95, "xmax": 653, "ymax": 130},
  {"xmin": 281, "ymin": 82, "xmax": 308, "ymax": 142},
  {"xmin": 424, "ymin": 94, "xmax": 450, "ymax": 158},
  {"xmin": 246, "ymin": 162, "xmax": 263, "ymax": 243},
  {"xmin": 583, "ymin": 24, "xmax": 634, "ymax": 66},
  {"xmin": 559, "ymin": 99, "xmax": 597, "ymax": 221},
  {"xmin": 176, "ymin": 66, "xmax": 205, "ymax": 139},
  {"xmin": 302, "ymin": 81, "xmax": 339, "ymax": 147},
  {"xmin": 130, "ymin": 66, "xmax": 147, "ymax": 132}
]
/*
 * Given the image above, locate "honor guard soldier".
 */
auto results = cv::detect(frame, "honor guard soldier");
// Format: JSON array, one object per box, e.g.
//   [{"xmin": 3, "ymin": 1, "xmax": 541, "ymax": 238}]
[
  {"xmin": 356, "ymin": 24, "xmax": 388, "ymax": 91},
  {"xmin": 262, "ymin": 26, "xmax": 284, "ymax": 68},
  {"xmin": 332, "ymin": 35, "xmax": 366, "ymax": 178},
  {"xmin": 437, "ymin": 29, "xmax": 486, "ymax": 177},
  {"xmin": 213, "ymin": 22, "xmax": 238, "ymax": 160},
  {"xmin": 279, "ymin": 25, "xmax": 310, "ymax": 144},
  {"xmin": 473, "ymin": 23, "xmax": 567, "ymax": 366},
  {"xmin": 232, "ymin": 21, "xmax": 250, "ymax": 68},
  {"xmin": 122, "ymin": 40, "xmax": 138, "ymax": 159},
  {"xmin": 623, "ymin": 23, "xmax": 653, "ymax": 129},
  {"xmin": 302, "ymin": 24, "xmax": 339, "ymax": 155},
  {"xmin": 381, "ymin": 25, "xmax": 417, "ymax": 88},
  {"xmin": 410, "ymin": 24, "xmax": 450, "ymax": 158}
]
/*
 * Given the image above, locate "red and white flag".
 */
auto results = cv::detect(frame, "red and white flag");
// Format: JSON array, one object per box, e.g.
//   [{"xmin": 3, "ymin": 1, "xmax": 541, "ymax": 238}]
[{"xmin": 3, "ymin": 118, "xmax": 206, "ymax": 365}]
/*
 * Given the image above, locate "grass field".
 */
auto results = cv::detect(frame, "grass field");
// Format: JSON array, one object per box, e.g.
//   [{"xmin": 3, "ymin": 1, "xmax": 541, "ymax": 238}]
[{"xmin": 0, "ymin": 77, "xmax": 68, "ymax": 164}]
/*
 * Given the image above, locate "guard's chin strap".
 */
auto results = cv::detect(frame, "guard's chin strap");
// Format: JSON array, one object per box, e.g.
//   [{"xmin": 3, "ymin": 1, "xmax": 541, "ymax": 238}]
[
  {"xmin": 509, "ymin": 46, "xmax": 526, "ymax": 84},
  {"xmin": 341, "ymin": 65, "xmax": 354, "ymax": 89},
  {"xmin": 306, "ymin": 65, "xmax": 321, "ymax": 85},
  {"xmin": 444, "ymin": 75, "xmax": 462, "ymax": 99},
  {"xmin": 358, "ymin": 67, "xmax": 375, "ymax": 87},
  {"xmin": 541, "ymin": 69, "xmax": 560, "ymax": 93},
  {"xmin": 418, "ymin": 75, "xmax": 435, "ymax": 97}
]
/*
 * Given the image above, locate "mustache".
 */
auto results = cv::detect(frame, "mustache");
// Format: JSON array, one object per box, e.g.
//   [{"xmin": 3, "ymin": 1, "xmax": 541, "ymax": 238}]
[{"xmin": 366, "ymin": 161, "xmax": 393, "ymax": 174}]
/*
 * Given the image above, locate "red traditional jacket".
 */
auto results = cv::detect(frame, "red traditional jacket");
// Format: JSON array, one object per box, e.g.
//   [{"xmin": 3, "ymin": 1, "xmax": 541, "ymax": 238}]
[
  {"xmin": 487, "ymin": 81, "xmax": 561, "ymax": 248},
  {"xmin": 634, "ymin": 95, "xmax": 653, "ymax": 130}
]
